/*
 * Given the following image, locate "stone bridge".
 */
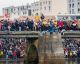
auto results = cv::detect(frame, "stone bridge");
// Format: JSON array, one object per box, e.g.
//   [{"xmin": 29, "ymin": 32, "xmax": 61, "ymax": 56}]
[
  {"xmin": 62, "ymin": 31, "xmax": 80, "ymax": 38},
  {"xmin": 0, "ymin": 31, "xmax": 65, "ymax": 64}
]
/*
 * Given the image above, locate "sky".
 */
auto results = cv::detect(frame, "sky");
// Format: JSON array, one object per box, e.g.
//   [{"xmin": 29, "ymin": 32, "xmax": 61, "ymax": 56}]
[{"xmin": 0, "ymin": 0, "xmax": 38, "ymax": 15}]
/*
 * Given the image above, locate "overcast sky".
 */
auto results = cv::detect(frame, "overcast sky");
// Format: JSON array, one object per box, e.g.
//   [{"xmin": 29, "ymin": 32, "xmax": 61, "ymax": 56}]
[{"xmin": 0, "ymin": 0, "xmax": 38, "ymax": 15}]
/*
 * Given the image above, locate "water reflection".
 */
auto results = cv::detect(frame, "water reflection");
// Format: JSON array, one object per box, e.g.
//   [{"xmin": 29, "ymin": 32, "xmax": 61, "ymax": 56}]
[
  {"xmin": 65, "ymin": 58, "xmax": 80, "ymax": 64},
  {"xmin": 0, "ymin": 61, "xmax": 23, "ymax": 64},
  {"xmin": 1, "ymin": 58, "xmax": 80, "ymax": 64}
]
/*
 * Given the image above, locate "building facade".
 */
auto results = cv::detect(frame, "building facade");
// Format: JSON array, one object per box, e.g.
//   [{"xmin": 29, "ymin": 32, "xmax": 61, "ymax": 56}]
[
  {"xmin": 68, "ymin": 0, "xmax": 80, "ymax": 14},
  {"xmin": 3, "ymin": 4, "xmax": 31, "ymax": 19},
  {"xmin": 3, "ymin": 0, "xmax": 68, "ymax": 19},
  {"xmin": 31, "ymin": 0, "xmax": 68, "ymax": 16}
]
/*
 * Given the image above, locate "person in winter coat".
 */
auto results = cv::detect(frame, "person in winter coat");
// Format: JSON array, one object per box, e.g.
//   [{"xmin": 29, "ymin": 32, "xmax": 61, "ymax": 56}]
[
  {"xmin": 58, "ymin": 20, "xmax": 64, "ymax": 31},
  {"xmin": 41, "ymin": 14, "xmax": 45, "ymax": 20},
  {"xmin": 16, "ymin": 50, "xmax": 20, "ymax": 58},
  {"xmin": 0, "ymin": 50, "xmax": 3, "ymax": 58},
  {"xmin": 13, "ymin": 50, "xmax": 17, "ymax": 60},
  {"xmin": 71, "ymin": 21, "xmax": 77, "ymax": 30},
  {"xmin": 64, "ymin": 47, "xmax": 69, "ymax": 58},
  {"xmin": 19, "ymin": 22, "xmax": 25, "ymax": 31},
  {"xmin": 36, "ymin": 21, "xmax": 42, "ymax": 31},
  {"xmin": 48, "ymin": 20, "xmax": 55, "ymax": 35},
  {"xmin": 8, "ymin": 50, "xmax": 13, "ymax": 58},
  {"xmin": 69, "ymin": 50, "xmax": 73, "ymax": 58},
  {"xmin": 35, "ymin": 13, "xmax": 40, "ymax": 23},
  {"xmin": 0, "ymin": 21, "xmax": 2, "ymax": 31},
  {"xmin": 2, "ymin": 20, "xmax": 8, "ymax": 31},
  {"xmin": 15, "ymin": 20, "xmax": 19, "ymax": 31},
  {"xmin": 77, "ymin": 47, "xmax": 80, "ymax": 58},
  {"xmin": 63, "ymin": 21, "xmax": 68, "ymax": 30},
  {"xmin": 6, "ymin": 50, "xmax": 9, "ymax": 59},
  {"xmin": 27, "ymin": 20, "xmax": 34, "ymax": 31},
  {"xmin": 54, "ymin": 21, "xmax": 58, "ymax": 28},
  {"xmin": 10, "ymin": 23, "xmax": 16, "ymax": 31}
]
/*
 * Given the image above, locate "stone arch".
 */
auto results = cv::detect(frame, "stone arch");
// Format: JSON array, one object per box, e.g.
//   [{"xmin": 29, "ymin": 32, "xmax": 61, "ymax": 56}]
[{"xmin": 27, "ymin": 44, "xmax": 39, "ymax": 64}]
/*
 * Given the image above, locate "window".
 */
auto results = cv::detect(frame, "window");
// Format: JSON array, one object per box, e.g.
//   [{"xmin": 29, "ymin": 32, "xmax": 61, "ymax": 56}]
[
  {"xmin": 36, "ymin": 3, "xmax": 38, "ymax": 6},
  {"xmin": 40, "ymin": 2, "xmax": 42, "ymax": 6},
  {"xmin": 33, "ymin": 10, "xmax": 34, "ymax": 12},
  {"xmin": 25, "ymin": 11, "xmax": 27, "ymax": 14},
  {"xmin": 11, "ymin": 8, "xmax": 13, "ymax": 13},
  {"xmin": 14, "ymin": 12, "xmax": 15, "ymax": 14},
  {"xmin": 18, "ymin": 12, "xmax": 20, "ymax": 15},
  {"xmin": 44, "ymin": 7, "xmax": 46, "ymax": 10},
  {"xmin": 14, "ymin": 8, "xmax": 15, "ymax": 11},
  {"xmin": 78, "ymin": 0, "xmax": 80, "ymax": 1},
  {"xmin": 70, "ymin": 10, "xmax": 71, "ymax": 14},
  {"xmin": 28, "ymin": 6, "xmax": 31, "ymax": 8},
  {"xmin": 28, "ymin": 10, "xmax": 31, "ymax": 16},
  {"xmin": 23, "ymin": 12, "xmax": 25, "ymax": 15},
  {"xmin": 72, "ymin": 3, "xmax": 74, "ymax": 8},
  {"xmin": 78, "ymin": 2, "xmax": 80, "ymax": 5},
  {"xmin": 35, "ymin": 4, "xmax": 36, "ymax": 6},
  {"xmin": 69, "ymin": 0, "xmax": 71, "ymax": 2},
  {"xmin": 35, "ymin": 9, "xmax": 36, "ymax": 11},
  {"xmin": 46, "ymin": 1, "xmax": 47, "ymax": 4},
  {"xmin": 35, "ymin": 3, "xmax": 38, "ymax": 6},
  {"xmin": 21, "ymin": 7, "xmax": 23, "ymax": 10},
  {"xmin": 37, "ymin": 9, "xmax": 39, "ymax": 11},
  {"xmin": 35, "ymin": 4, "xmax": 37, "ymax": 6},
  {"xmin": 6, "ymin": 9, "xmax": 8, "ymax": 13},
  {"xmin": 18, "ymin": 8, "xmax": 19, "ymax": 11},
  {"xmin": 40, "ymin": 7, "xmax": 42, "ymax": 10},
  {"xmin": 69, "ymin": 4, "xmax": 71, "ymax": 8},
  {"xmin": 72, "ymin": 9, "xmax": 75, "ymax": 14},
  {"xmin": 23, "ymin": 6, "xmax": 24, "ymax": 10},
  {"xmin": 49, "ymin": 6, "xmax": 51, "ymax": 11},
  {"xmin": 49, "ymin": 1, "xmax": 51, "ymax": 5},
  {"xmin": 72, "ymin": 0, "xmax": 74, "ymax": 2},
  {"xmin": 43, "ymin": 2, "xmax": 45, "ymax": 4},
  {"xmin": 78, "ymin": 8, "xmax": 80, "ymax": 12},
  {"xmin": 27, "ymin": 6, "xmax": 28, "ymax": 8}
]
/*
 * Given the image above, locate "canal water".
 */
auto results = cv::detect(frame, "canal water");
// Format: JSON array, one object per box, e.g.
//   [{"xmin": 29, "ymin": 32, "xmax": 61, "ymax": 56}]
[
  {"xmin": 0, "ymin": 58, "xmax": 80, "ymax": 64},
  {"xmin": 39, "ymin": 58, "xmax": 80, "ymax": 64},
  {"xmin": 65, "ymin": 58, "xmax": 80, "ymax": 64},
  {"xmin": 0, "ymin": 59, "xmax": 80, "ymax": 64},
  {"xmin": 0, "ymin": 61, "xmax": 24, "ymax": 64},
  {"xmin": 0, "ymin": 59, "xmax": 24, "ymax": 64}
]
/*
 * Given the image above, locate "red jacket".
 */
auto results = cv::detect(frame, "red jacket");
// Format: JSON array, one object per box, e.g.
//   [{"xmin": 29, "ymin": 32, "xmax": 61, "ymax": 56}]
[
  {"xmin": 13, "ymin": 51, "xmax": 17, "ymax": 56},
  {"xmin": 59, "ymin": 21, "xmax": 64, "ymax": 27},
  {"xmin": 0, "ymin": 22, "xmax": 2, "ymax": 30}
]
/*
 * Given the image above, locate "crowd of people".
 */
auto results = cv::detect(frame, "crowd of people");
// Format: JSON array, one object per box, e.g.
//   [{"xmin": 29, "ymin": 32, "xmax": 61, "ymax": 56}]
[
  {"xmin": 0, "ymin": 14, "xmax": 80, "ymax": 60},
  {"xmin": 0, "ymin": 38, "xmax": 26, "ymax": 59},
  {"xmin": 63, "ymin": 38, "xmax": 80, "ymax": 58},
  {"xmin": 0, "ymin": 14, "xmax": 80, "ymax": 33}
]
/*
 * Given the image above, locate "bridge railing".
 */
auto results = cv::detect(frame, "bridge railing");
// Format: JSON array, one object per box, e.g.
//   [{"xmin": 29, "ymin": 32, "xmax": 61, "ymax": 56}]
[
  {"xmin": 0, "ymin": 31, "xmax": 40, "ymax": 38},
  {"xmin": 62, "ymin": 31, "xmax": 80, "ymax": 38}
]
